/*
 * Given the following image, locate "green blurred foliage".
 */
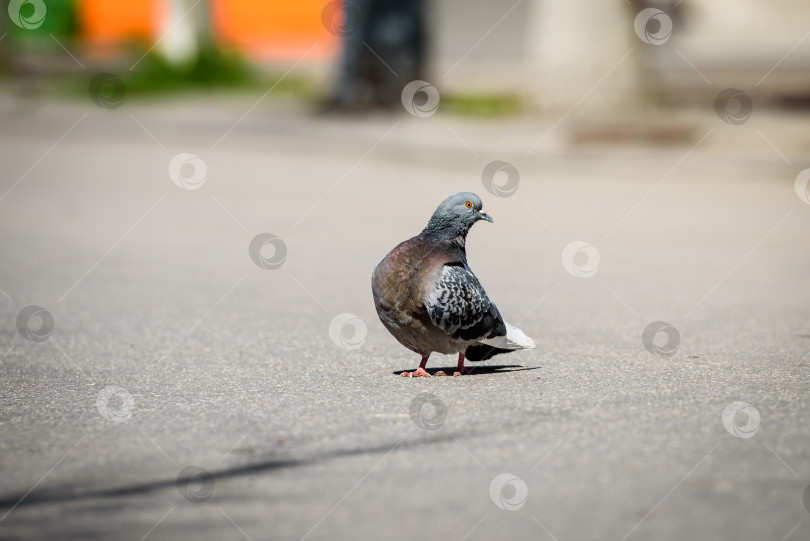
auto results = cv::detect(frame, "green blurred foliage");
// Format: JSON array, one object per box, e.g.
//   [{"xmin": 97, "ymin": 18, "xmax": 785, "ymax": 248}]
[
  {"xmin": 441, "ymin": 93, "xmax": 524, "ymax": 117},
  {"xmin": 5, "ymin": 0, "xmax": 79, "ymax": 41},
  {"xmin": 125, "ymin": 45, "xmax": 258, "ymax": 94}
]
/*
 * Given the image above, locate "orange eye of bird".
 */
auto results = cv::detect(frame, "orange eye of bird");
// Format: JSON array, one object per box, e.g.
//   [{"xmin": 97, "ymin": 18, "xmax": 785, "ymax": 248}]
[{"xmin": 465, "ymin": 201, "xmax": 472, "ymax": 208}]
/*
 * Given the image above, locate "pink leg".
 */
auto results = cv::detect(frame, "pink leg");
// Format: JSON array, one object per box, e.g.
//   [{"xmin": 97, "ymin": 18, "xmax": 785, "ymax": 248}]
[
  {"xmin": 401, "ymin": 355, "xmax": 431, "ymax": 377},
  {"xmin": 454, "ymin": 353, "xmax": 467, "ymax": 376}
]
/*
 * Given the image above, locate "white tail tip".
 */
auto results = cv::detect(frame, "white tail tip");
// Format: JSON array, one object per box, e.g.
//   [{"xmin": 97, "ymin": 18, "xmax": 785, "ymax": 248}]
[{"xmin": 478, "ymin": 322, "xmax": 535, "ymax": 350}]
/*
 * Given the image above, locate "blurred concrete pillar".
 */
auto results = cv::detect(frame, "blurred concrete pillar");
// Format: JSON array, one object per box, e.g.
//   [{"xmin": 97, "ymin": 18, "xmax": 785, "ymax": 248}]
[
  {"xmin": 158, "ymin": 0, "xmax": 211, "ymax": 65},
  {"xmin": 526, "ymin": 0, "xmax": 640, "ymax": 111}
]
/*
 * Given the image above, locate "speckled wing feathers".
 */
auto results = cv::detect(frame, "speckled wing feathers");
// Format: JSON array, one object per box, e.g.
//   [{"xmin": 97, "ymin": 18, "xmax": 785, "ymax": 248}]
[{"xmin": 424, "ymin": 263, "xmax": 506, "ymax": 341}]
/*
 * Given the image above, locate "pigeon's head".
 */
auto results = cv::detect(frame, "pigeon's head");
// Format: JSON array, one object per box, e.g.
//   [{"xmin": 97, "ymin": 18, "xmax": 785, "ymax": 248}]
[{"xmin": 423, "ymin": 192, "xmax": 492, "ymax": 237}]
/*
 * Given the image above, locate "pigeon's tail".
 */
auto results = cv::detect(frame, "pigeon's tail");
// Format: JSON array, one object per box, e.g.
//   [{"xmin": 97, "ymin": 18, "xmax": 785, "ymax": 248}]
[
  {"xmin": 466, "ymin": 322, "xmax": 535, "ymax": 361},
  {"xmin": 480, "ymin": 322, "xmax": 535, "ymax": 350}
]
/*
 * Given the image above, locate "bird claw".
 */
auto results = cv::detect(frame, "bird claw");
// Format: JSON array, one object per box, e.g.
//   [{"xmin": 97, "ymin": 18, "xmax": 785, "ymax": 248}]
[
  {"xmin": 401, "ymin": 367, "xmax": 431, "ymax": 377},
  {"xmin": 432, "ymin": 369, "xmax": 465, "ymax": 377}
]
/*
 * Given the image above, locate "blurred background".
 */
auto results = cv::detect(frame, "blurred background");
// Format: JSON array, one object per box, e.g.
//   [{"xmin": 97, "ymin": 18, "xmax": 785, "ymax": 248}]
[
  {"xmin": 2, "ymin": 0, "xmax": 810, "ymax": 110},
  {"xmin": 1, "ymin": 1, "xmax": 810, "ymax": 540}
]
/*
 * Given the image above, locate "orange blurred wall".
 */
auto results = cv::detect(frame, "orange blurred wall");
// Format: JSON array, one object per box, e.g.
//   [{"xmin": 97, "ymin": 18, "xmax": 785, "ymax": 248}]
[
  {"xmin": 212, "ymin": 0, "xmax": 338, "ymax": 60},
  {"xmin": 79, "ymin": 0, "xmax": 156, "ymax": 46},
  {"xmin": 79, "ymin": 0, "xmax": 338, "ymax": 61}
]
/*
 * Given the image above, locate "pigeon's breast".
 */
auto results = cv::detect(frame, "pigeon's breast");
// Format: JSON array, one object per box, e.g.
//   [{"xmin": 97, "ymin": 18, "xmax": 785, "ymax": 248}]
[
  {"xmin": 371, "ymin": 238, "xmax": 457, "ymax": 352},
  {"xmin": 373, "ymin": 239, "xmax": 431, "ymax": 313}
]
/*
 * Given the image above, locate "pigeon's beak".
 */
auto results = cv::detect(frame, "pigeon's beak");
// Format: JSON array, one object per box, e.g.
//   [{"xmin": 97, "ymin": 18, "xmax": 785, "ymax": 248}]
[{"xmin": 479, "ymin": 210, "xmax": 493, "ymax": 223}]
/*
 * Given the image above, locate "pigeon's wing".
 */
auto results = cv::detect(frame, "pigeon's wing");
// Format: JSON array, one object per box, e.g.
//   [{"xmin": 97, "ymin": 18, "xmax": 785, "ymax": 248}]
[{"xmin": 424, "ymin": 263, "xmax": 506, "ymax": 341}]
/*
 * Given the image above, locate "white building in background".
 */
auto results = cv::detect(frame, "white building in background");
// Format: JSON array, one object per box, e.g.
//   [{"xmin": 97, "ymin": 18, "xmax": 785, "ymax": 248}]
[{"xmin": 431, "ymin": 0, "xmax": 810, "ymax": 108}]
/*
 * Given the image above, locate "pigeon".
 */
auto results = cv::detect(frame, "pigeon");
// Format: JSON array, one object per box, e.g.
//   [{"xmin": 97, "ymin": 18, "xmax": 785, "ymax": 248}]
[{"xmin": 371, "ymin": 192, "xmax": 535, "ymax": 377}]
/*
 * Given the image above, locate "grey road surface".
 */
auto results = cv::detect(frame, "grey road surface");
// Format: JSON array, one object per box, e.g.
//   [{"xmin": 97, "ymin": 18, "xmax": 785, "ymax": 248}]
[{"xmin": 1, "ymin": 94, "xmax": 809, "ymax": 541}]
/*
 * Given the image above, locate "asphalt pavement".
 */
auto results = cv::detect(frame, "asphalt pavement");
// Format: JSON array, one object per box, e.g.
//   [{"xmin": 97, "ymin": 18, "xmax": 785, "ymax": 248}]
[{"xmin": 0, "ymin": 92, "xmax": 809, "ymax": 541}]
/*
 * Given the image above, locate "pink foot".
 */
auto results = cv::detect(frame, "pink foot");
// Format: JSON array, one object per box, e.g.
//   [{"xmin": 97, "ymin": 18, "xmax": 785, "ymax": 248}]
[{"xmin": 401, "ymin": 367, "xmax": 431, "ymax": 377}]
